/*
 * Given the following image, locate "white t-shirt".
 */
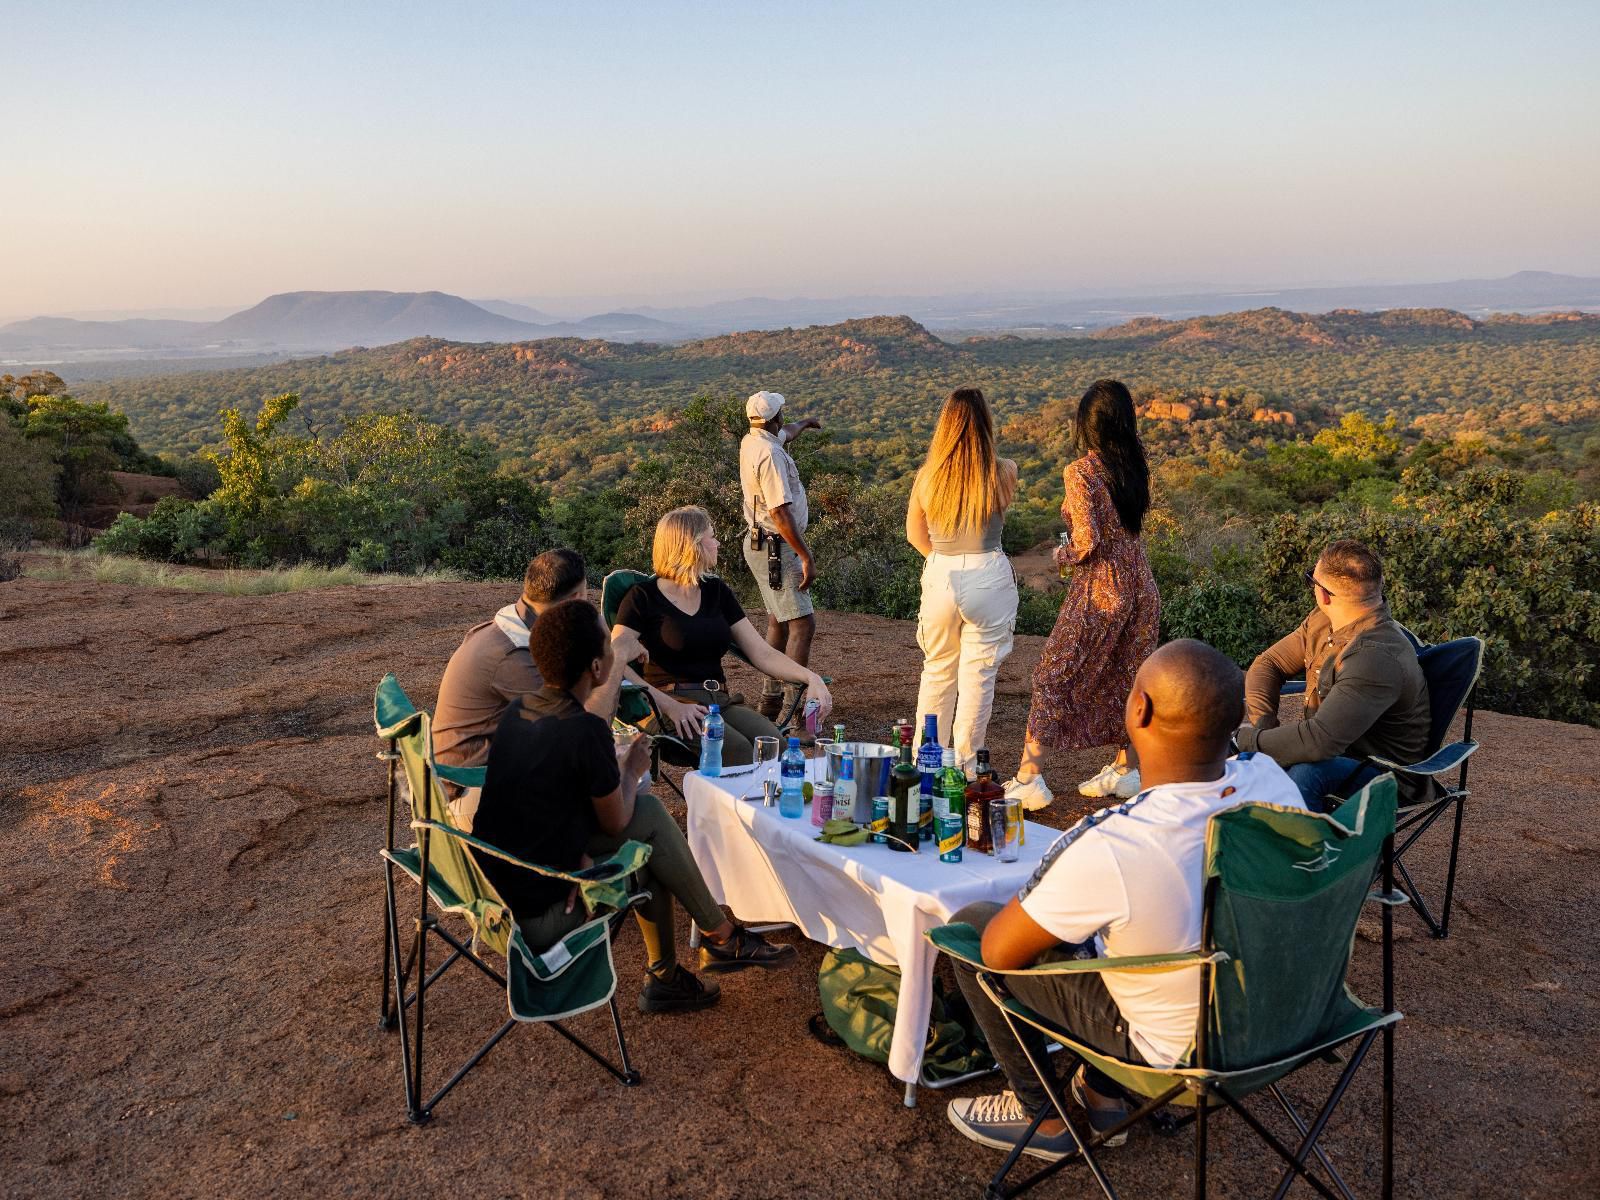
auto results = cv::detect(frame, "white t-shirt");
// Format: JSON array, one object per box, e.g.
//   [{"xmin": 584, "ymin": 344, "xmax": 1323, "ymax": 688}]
[
  {"xmin": 740, "ymin": 428, "xmax": 808, "ymax": 534},
  {"xmin": 1019, "ymin": 754, "xmax": 1306, "ymax": 1066}
]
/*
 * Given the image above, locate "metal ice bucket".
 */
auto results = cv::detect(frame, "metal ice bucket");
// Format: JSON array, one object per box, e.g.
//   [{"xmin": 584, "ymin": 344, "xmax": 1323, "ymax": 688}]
[{"xmin": 826, "ymin": 742, "xmax": 896, "ymax": 825}]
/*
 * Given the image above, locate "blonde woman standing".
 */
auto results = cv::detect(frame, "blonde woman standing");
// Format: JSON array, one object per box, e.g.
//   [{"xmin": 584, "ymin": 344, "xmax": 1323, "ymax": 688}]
[
  {"xmin": 906, "ymin": 387, "xmax": 1019, "ymax": 769},
  {"xmin": 615, "ymin": 505, "xmax": 832, "ymax": 765}
]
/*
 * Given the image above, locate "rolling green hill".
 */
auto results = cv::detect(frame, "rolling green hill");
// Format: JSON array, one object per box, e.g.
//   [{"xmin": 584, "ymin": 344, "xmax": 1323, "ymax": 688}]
[{"xmin": 77, "ymin": 308, "xmax": 1600, "ymax": 492}]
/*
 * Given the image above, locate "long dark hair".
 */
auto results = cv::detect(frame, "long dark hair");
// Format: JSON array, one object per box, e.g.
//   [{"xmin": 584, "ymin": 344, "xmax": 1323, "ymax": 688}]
[{"xmin": 1075, "ymin": 379, "xmax": 1149, "ymax": 536}]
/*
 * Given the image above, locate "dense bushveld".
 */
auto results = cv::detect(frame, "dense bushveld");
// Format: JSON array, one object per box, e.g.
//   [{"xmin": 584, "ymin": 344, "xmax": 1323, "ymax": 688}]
[{"xmin": 5, "ymin": 306, "xmax": 1597, "ymax": 724}]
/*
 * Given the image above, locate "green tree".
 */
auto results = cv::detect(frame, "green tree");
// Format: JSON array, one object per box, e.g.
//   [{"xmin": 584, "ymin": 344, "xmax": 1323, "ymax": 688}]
[{"xmin": 23, "ymin": 395, "xmax": 128, "ymax": 527}]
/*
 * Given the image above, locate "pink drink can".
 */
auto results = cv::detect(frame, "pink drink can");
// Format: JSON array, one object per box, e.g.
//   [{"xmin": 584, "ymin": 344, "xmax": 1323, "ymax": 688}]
[
  {"xmin": 803, "ymin": 698, "xmax": 821, "ymax": 735},
  {"xmin": 812, "ymin": 780, "xmax": 833, "ymax": 828}
]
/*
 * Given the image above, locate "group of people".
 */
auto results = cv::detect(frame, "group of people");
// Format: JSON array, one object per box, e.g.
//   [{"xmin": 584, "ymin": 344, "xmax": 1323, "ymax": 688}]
[{"xmin": 425, "ymin": 378, "xmax": 1433, "ymax": 1167}]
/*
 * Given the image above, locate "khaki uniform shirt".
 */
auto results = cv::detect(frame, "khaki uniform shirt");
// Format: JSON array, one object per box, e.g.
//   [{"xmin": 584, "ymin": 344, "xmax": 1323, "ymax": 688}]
[{"xmin": 740, "ymin": 427, "xmax": 808, "ymax": 535}]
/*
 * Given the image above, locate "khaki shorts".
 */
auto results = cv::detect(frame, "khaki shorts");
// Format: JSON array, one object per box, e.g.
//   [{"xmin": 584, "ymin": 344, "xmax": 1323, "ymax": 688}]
[{"xmin": 742, "ymin": 536, "xmax": 815, "ymax": 624}]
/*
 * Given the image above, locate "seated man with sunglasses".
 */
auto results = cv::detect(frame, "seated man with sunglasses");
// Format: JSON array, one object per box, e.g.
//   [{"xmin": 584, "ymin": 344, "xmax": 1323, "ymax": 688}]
[{"xmin": 1235, "ymin": 539, "xmax": 1430, "ymax": 810}]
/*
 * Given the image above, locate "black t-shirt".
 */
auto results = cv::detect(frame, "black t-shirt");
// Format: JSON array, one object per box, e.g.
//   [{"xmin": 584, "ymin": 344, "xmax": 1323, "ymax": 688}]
[
  {"xmin": 615, "ymin": 575, "xmax": 746, "ymax": 689},
  {"xmin": 469, "ymin": 687, "xmax": 621, "ymax": 918}
]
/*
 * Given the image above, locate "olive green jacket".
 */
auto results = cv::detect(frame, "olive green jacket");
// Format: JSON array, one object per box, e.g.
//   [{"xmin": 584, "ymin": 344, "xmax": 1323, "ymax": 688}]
[{"xmin": 1237, "ymin": 604, "xmax": 1431, "ymax": 803}]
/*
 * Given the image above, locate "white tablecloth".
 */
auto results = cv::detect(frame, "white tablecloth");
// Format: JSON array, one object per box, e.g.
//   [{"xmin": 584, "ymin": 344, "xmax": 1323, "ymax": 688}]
[{"xmin": 684, "ymin": 762, "xmax": 1057, "ymax": 1083}]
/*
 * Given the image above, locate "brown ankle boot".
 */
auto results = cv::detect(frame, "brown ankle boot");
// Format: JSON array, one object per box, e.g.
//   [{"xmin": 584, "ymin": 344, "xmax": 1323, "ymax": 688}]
[{"xmin": 757, "ymin": 689, "xmax": 784, "ymax": 722}]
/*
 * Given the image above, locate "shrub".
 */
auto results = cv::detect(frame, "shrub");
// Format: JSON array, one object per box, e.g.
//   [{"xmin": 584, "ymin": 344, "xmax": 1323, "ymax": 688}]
[
  {"xmin": 1015, "ymin": 585, "xmax": 1061, "ymax": 637},
  {"xmin": 1161, "ymin": 579, "xmax": 1272, "ymax": 666},
  {"xmin": 1259, "ymin": 466, "xmax": 1600, "ymax": 724}
]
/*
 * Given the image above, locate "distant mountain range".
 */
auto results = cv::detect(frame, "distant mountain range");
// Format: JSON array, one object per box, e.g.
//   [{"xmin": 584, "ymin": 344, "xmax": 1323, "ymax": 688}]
[
  {"xmin": 5, "ymin": 273, "xmax": 1599, "ymax": 371},
  {"xmin": 625, "ymin": 270, "xmax": 1600, "ymax": 334},
  {"xmin": 0, "ymin": 290, "xmax": 689, "ymax": 364}
]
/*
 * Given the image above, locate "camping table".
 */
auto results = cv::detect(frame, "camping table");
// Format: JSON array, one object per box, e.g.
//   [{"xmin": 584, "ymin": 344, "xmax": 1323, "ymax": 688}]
[{"xmin": 683, "ymin": 760, "xmax": 1055, "ymax": 1107}]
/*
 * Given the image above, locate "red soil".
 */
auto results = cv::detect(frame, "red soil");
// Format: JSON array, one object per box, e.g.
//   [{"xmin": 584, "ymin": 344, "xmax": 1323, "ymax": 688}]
[{"xmin": 1, "ymin": 577, "xmax": 1596, "ymax": 1198}]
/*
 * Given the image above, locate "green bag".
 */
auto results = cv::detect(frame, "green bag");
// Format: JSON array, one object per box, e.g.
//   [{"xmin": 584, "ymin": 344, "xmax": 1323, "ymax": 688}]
[{"xmin": 814, "ymin": 948, "xmax": 994, "ymax": 1081}]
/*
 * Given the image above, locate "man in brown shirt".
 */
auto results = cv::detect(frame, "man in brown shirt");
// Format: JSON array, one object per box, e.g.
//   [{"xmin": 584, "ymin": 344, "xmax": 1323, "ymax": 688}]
[
  {"xmin": 1236, "ymin": 539, "xmax": 1431, "ymax": 809},
  {"xmin": 433, "ymin": 548, "xmax": 643, "ymax": 829}
]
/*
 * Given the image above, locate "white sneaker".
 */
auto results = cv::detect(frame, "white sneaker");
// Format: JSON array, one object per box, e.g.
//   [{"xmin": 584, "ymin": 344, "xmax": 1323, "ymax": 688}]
[
  {"xmin": 1078, "ymin": 763, "xmax": 1141, "ymax": 799},
  {"xmin": 1003, "ymin": 775, "xmax": 1054, "ymax": 812}
]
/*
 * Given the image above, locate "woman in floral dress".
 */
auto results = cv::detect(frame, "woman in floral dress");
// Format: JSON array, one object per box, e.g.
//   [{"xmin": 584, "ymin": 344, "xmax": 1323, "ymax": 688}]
[{"xmin": 1004, "ymin": 380, "xmax": 1159, "ymax": 811}]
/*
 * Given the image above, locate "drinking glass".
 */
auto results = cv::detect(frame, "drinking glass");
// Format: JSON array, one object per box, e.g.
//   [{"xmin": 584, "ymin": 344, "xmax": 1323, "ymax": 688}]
[
  {"xmin": 990, "ymin": 798, "xmax": 1020, "ymax": 862},
  {"xmin": 753, "ymin": 735, "xmax": 781, "ymax": 786},
  {"xmin": 812, "ymin": 737, "xmax": 836, "ymax": 784}
]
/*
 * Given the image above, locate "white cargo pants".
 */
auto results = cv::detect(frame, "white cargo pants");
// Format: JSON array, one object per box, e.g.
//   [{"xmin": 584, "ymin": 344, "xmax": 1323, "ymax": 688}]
[{"xmin": 914, "ymin": 549, "xmax": 1018, "ymax": 771}]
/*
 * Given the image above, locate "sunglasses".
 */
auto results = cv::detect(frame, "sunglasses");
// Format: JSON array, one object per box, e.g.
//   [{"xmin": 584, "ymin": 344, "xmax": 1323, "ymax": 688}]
[{"xmin": 1303, "ymin": 569, "xmax": 1338, "ymax": 599}]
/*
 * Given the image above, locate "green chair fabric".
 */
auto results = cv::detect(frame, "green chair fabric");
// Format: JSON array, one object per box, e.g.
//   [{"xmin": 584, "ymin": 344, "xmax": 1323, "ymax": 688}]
[
  {"xmin": 375, "ymin": 673, "xmax": 656, "ymax": 1120},
  {"xmin": 376, "ymin": 675, "xmax": 652, "ymax": 1018},
  {"xmin": 1203, "ymin": 782, "xmax": 1397, "ymax": 1078},
  {"xmin": 389, "ymin": 703, "xmax": 516, "ymax": 957},
  {"xmin": 926, "ymin": 773, "xmax": 1403, "ymax": 1198}
]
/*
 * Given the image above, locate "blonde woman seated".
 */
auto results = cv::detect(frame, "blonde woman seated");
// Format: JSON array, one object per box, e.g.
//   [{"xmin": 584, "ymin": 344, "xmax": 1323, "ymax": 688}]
[
  {"xmin": 616, "ymin": 505, "xmax": 833, "ymax": 765},
  {"xmin": 906, "ymin": 387, "xmax": 1020, "ymax": 770}
]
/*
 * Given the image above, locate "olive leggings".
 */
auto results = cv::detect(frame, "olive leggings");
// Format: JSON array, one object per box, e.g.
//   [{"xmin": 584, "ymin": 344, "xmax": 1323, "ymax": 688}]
[{"xmin": 516, "ymin": 791, "xmax": 725, "ymax": 972}]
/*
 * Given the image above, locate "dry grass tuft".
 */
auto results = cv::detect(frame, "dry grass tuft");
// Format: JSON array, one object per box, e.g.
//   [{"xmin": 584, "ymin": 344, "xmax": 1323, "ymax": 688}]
[{"xmin": 24, "ymin": 550, "xmax": 469, "ymax": 595}]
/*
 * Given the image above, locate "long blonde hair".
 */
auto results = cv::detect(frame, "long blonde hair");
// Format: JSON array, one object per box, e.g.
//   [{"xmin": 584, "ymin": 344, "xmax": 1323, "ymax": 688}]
[
  {"xmin": 653, "ymin": 505, "xmax": 715, "ymax": 584},
  {"xmin": 915, "ymin": 387, "xmax": 1010, "ymax": 536}
]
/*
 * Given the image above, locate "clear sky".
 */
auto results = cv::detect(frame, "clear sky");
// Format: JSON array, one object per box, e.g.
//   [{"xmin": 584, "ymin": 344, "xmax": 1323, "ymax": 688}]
[{"xmin": 4, "ymin": 0, "xmax": 1598, "ymax": 318}]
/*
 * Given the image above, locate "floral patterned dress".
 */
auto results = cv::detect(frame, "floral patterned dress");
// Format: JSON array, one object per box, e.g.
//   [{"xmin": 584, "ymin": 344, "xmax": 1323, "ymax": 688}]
[{"xmin": 1026, "ymin": 451, "xmax": 1160, "ymax": 750}]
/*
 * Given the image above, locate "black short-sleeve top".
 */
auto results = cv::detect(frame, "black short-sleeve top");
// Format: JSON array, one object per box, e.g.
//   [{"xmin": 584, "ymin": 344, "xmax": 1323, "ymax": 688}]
[
  {"xmin": 469, "ymin": 687, "xmax": 621, "ymax": 917},
  {"xmin": 614, "ymin": 575, "xmax": 747, "ymax": 689}
]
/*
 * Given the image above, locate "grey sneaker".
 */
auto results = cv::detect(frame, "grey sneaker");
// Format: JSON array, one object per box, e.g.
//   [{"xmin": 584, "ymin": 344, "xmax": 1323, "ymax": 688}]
[
  {"xmin": 1071, "ymin": 1068, "xmax": 1131, "ymax": 1147},
  {"xmin": 946, "ymin": 1091, "xmax": 1080, "ymax": 1162}
]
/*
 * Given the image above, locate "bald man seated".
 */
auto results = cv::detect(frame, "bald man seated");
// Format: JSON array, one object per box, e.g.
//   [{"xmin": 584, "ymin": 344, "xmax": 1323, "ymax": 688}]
[{"xmin": 944, "ymin": 639, "xmax": 1306, "ymax": 1163}]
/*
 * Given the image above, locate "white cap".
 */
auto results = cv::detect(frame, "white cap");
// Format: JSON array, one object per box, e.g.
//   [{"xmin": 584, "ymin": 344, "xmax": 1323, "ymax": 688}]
[{"xmin": 746, "ymin": 390, "xmax": 785, "ymax": 421}]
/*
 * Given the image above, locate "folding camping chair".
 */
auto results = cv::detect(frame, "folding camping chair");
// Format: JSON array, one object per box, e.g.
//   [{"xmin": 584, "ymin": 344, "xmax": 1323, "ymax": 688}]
[
  {"xmin": 375, "ymin": 674, "xmax": 654, "ymax": 1123},
  {"xmin": 1283, "ymin": 634, "xmax": 1485, "ymax": 937},
  {"xmin": 928, "ymin": 774, "xmax": 1403, "ymax": 1200}
]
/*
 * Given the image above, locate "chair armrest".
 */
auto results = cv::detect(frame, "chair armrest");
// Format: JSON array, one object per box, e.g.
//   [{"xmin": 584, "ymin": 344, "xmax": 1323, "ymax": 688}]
[
  {"xmin": 413, "ymin": 820, "xmax": 652, "ymax": 912},
  {"xmin": 927, "ymin": 923, "xmax": 1227, "ymax": 976},
  {"xmin": 374, "ymin": 672, "xmax": 423, "ymax": 739},
  {"xmin": 1369, "ymin": 741, "xmax": 1478, "ymax": 778},
  {"xmin": 1278, "ymin": 680, "xmax": 1306, "ymax": 696},
  {"xmin": 431, "ymin": 759, "xmax": 486, "ymax": 790}
]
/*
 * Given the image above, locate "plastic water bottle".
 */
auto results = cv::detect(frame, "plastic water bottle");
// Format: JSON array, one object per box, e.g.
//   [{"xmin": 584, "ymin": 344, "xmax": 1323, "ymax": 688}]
[
  {"xmin": 699, "ymin": 704, "xmax": 724, "ymax": 777},
  {"xmin": 780, "ymin": 736, "xmax": 805, "ymax": 817}
]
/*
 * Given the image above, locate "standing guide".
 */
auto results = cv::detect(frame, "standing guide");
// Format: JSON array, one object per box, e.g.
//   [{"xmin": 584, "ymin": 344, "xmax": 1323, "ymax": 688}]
[{"xmin": 740, "ymin": 390, "xmax": 823, "ymax": 729}]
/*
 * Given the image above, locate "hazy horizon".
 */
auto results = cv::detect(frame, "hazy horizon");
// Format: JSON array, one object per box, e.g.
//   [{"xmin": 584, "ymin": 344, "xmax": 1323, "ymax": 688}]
[{"xmin": 6, "ymin": 0, "xmax": 1599, "ymax": 321}]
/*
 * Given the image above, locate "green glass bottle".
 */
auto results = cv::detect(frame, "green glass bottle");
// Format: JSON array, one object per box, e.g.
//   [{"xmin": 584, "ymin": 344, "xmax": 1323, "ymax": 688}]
[
  {"xmin": 937, "ymin": 748, "xmax": 968, "ymax": 863},
  {"xmin": 888, "ymin": 724, "xmax": 919, "ymax": 852}
]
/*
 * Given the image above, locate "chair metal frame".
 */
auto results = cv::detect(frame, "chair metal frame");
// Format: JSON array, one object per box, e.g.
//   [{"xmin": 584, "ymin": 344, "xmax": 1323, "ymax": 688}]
[
  {"xmin": 377, "ymin": 708, "xmax": 648, "ymax": 1124},
  {"xmin": 954, "ymin": 808, "xmax": 1402, "ymax": 1200}
]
